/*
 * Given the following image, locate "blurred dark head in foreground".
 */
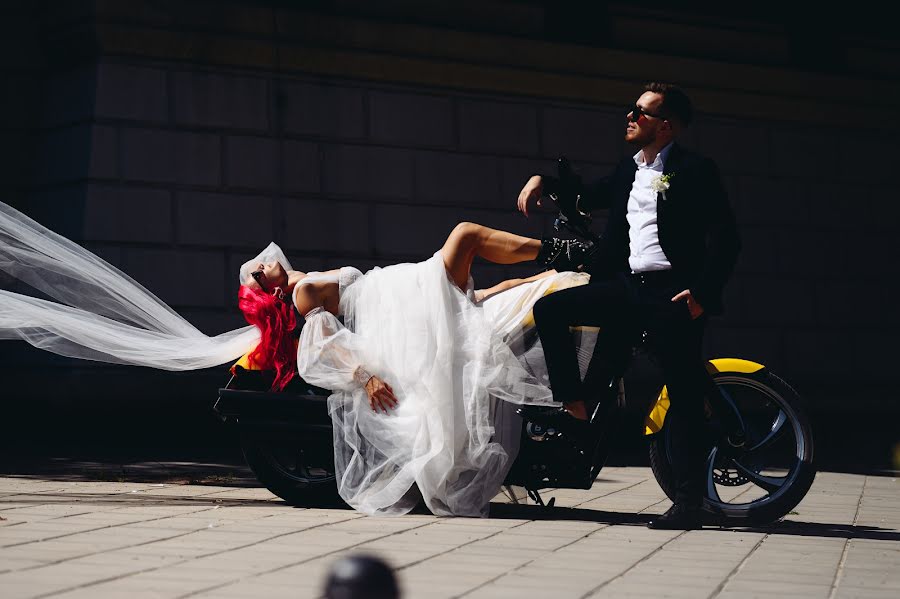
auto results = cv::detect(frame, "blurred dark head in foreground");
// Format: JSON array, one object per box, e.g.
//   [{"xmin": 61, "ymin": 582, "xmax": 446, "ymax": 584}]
[{"xmin": 324, "ymin": 554, "xmax": 400, "ymax": 599}]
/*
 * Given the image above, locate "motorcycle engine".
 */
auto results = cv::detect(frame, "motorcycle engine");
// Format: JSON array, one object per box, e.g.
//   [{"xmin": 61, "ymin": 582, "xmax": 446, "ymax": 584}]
[{"xmin": 526, "ymin": 421, "xmax": 557, "ymax": 442}]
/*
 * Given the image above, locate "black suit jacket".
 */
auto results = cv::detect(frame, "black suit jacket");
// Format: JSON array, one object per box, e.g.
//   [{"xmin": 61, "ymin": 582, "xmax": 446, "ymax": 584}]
[{"xmin": 544, "ymin": 143, "xmax": 741, "ymax": 316}]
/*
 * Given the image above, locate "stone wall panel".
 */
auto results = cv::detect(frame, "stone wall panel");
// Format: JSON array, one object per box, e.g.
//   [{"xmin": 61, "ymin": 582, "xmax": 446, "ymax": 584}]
[
  {"xmin": 458, "ymin": 99, "xmax": 539, "ymax": 156},
  {"xmin": 176, "ymin": 191, "xmax": 274, "ymax": 247},
  {"xmin": 173, "ymin": 71, "xmax": 268, "ymax": 131},
  {"xmin": 280, "ymin": 82, "xmax": 365, "ymax": 139},
  {"xmin": 120, "ymin": 128, "xmax": 220, "ymax": 186},
  {"xmin": 369, "ymin": 91, "xmax": 454, "ymax": 148},
  {"xmin": 83, "ymin": 185, "xmax": 172, "ymax": 243}
]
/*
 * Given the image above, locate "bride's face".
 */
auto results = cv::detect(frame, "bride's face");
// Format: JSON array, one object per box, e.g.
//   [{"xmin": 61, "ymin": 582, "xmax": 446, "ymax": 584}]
[{"xmin": 245, "ymin": 261, "xmax": 288, "ymax": 293}]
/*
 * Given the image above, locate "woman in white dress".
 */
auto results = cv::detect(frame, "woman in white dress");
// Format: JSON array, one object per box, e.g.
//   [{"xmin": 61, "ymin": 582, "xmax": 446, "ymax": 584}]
[
  {"xmin": 237, "ymin": 222, "xmax": 591, "ymax": 517},
  {"xmin": 0, "ymin": 200, "xmax": 591, "ymax": 517}
]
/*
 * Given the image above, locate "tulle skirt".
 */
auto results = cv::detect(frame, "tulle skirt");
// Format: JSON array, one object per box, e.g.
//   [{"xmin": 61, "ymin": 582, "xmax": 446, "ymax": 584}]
[{"xmin": 329, "ymin": 252, "xmax": 590, "ymax": 517}]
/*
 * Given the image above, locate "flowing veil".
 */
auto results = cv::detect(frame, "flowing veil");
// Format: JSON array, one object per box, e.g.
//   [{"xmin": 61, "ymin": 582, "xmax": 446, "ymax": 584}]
[{"xmin": 0, "ymin": 200, "xmax": 258, "ymax": 370}]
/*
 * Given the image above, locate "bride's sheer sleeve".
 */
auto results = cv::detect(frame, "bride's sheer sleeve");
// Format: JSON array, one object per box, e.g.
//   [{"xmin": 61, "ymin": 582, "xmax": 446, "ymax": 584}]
[{"xmin": 296, "ymin": 307, "xmax": 373, "ymax": 392}]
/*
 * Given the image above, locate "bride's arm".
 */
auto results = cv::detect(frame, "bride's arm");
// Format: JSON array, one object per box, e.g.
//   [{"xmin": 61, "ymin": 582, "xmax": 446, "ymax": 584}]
[
  {"xmin": 474, "ymin": 270, "xmax": 557, "ymax": 303},
  {"xmin": 294, "ymin": 285, "xmax": 397, "ymax": 411},
  {"xmin": 293, "ymin": 283, "xmax": 331, "ymax": 317}
]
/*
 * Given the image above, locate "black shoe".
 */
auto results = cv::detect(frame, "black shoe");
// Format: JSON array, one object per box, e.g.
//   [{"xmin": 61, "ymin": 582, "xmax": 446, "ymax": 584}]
[
  {"xmin": 517, "ymin": 405, "xmax": 601, "ymax": 462},
  {"xmin": 535, "ymin": 236, "xmax": 594, "ymax": 272},
  {"xmin": 647, "ymin": 503, "xmax": 704, "ymax": 530}
]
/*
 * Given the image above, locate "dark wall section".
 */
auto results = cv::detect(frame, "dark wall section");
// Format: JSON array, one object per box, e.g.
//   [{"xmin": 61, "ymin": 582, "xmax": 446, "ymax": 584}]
[
  {"xmin": 2, "ymin": 1, "xmax": 897, "ymax": 468},
  {"xmin": 0, "ymin": 1, "xmax": 44, "ymax": 211}
]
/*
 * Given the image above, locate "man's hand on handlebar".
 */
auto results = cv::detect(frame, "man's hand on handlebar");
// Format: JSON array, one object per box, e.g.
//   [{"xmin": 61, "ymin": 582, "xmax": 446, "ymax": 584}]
[
  {"xmin": 365, "ymin": 375, "xmax": 398, "ymax": 413},
  {"xmin": 517, "ymin": 175, "xmax": 543, "ymax": 217}
]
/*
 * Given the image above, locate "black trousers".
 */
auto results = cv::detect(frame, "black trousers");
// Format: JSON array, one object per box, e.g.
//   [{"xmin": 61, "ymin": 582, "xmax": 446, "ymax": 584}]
[{"xmin": 532, "ymin": 270, "xmax": 710, "ymax": 505}]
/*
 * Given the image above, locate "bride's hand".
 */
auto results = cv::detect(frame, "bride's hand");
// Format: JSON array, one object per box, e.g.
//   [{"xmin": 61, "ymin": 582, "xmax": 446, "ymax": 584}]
[
  {"xmin": 364, "ymin": 376, "xmax": 398, "ymax": 413},
  {"xmin": 517, "ymin": 175, "xmax": 543, "ymax": 217}
]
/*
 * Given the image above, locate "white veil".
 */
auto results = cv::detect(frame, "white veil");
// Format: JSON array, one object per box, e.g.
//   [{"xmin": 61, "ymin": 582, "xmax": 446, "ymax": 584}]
[{"xmin": 0, "ymin": 200, "xmax": 261, "ymax": 370}]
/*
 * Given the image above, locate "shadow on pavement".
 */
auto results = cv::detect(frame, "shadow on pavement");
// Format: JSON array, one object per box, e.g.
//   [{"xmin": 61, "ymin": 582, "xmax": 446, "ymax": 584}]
[
  {"xmin": 489, "ymin": 503, "xmax": 900, "ymax": 542},
  {"xmin": 0, "ymin": 454, "xmax": 258, "ymax": 487},
  {"xmin": 736, "ymin": 520, "xmax": 900, "ymax": 542},
  {"xmin": 0, "ymin": 492, "xmax": 286, "ymax": 509}
]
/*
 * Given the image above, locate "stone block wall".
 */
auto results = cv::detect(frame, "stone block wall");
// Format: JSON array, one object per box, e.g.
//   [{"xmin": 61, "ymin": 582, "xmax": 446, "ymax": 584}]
[
  {"xmin": 29, "ymin": 62, "xmax": 587, "ymax": 340},
  {"xmin": 2, "ymin": 2, "xmax": 897, "ymax": 460},
  {"xmin": 22, "ymin": 56, "xmax": 896, "ymax": 411}
]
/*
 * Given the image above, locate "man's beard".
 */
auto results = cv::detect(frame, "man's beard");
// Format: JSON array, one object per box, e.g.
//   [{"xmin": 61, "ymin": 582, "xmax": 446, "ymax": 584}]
[{"xmin": 625, "ymin": 130, "xmax": 656, "ymax": 147}]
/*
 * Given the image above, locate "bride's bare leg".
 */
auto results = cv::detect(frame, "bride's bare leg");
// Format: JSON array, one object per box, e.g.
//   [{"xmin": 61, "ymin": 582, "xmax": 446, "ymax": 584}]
[
  {"xmin": 440, "ymin": 222, "xmax": 541, "ymax": 289},
  {"xmin": 475, "ymin": 270, "xmax": 557, "ymax": 303}
]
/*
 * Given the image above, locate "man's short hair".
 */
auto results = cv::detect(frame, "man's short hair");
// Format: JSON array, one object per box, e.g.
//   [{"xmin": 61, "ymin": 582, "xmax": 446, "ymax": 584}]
[{"xmin": 645, "ymin": 82, "xmax": 693, "ymax": 127}]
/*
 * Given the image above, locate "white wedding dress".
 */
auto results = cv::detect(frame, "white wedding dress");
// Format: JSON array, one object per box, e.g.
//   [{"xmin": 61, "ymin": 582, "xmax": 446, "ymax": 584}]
[
  {"xmin": 294, "ymin": 251, "xmax": 591, "ymax": 517},
  {"xmin": 1, "ymin": 199, "xmax": 595, "ymax": 518}
]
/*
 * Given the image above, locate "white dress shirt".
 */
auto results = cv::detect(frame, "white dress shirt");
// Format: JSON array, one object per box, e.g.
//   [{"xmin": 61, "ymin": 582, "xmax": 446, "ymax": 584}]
[{"xmin": 627, "ymin": 142, "xmax": 674, "ymax": 273}]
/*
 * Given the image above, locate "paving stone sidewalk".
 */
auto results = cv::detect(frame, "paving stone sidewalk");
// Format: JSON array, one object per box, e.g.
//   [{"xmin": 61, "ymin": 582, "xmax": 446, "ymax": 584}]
[{"xmin": 1, "ymin": 468, "xmax": 897, "ymax": 598}]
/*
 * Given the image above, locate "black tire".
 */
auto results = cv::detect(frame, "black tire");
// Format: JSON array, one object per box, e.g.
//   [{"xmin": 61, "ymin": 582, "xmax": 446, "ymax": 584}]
[
  {"xmin": 240, "ymin": 430, "xmax": 344, "ymax": 508},
  {"xmin": 649, "ymin": 369, "xmax": 816, "ymax": 526}
]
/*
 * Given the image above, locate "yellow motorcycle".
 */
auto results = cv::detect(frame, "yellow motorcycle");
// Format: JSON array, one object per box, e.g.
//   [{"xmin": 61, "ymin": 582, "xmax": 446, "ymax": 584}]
[
  {"xmin": 214, "ymin": 157, "xmax": 815, "ymax": 524},
  {"xmin": 215, "ymin": 348, "xmax": 815, "ymax": 525}
]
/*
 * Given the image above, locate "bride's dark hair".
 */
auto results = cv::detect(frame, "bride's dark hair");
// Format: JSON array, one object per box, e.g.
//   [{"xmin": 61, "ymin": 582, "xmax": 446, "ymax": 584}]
[{"xmin": 238, "ymin": 285, "xmax": 297, "ymax": 390}]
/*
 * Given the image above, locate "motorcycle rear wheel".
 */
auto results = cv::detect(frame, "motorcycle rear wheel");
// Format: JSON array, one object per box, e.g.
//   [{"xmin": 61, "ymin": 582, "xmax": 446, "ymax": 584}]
[
  {"xmin": 648, "ymin": 369, "xmax": 815, "ymax": 525},
  {"xmin": 240, "ymin": 431, "xmax": 343, "ymax": 507}
]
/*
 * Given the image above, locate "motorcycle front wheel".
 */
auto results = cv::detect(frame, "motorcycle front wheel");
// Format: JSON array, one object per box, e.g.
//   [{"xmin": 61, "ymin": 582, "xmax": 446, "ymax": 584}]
[{"xmin": 649, "ymin": 369, "xmax": 816, "ymax": 525}]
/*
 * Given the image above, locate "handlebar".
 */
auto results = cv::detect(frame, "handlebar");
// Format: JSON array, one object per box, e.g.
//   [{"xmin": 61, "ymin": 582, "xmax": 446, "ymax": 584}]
[{"xmin": 544, "ymin": 157, "xmax": 602, "ymax": 245}]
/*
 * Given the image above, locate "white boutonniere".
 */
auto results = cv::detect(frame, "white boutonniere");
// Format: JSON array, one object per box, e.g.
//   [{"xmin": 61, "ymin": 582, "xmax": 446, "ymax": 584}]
[{"xmin": 651, "ymin": 173, "xmax": 674, "ymax": 200}]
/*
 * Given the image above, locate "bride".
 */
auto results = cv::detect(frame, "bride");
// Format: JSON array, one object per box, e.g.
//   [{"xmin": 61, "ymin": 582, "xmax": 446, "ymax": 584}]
[
  {"xmin": 236, "ymin": 222, "xmax": 594, "ymax": 516},
  {"xmin": 0, "ymin": 201, "xmax": 592, "ymax": 517}
]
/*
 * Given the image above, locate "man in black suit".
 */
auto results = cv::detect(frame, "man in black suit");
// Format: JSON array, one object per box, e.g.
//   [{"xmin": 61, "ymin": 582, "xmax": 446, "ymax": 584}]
[{"xmin": 517, "ymin": 83, "xmax": 741, "ymax": 529}]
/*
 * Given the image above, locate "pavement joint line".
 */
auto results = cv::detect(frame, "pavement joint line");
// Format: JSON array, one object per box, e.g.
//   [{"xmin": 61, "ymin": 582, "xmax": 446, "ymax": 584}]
[
  {"xmin": 9, "ymin": 481, "xmax": 166, "ymax": 497},
  {"xmin": 454, "ymin": 522, "xmax": 612, "ymax": 597},
  {"xmin": 174, "ymin": 517, "xmax": 439, "ymax": 599},
  {"xmin": 827, "ymin": 474, "xmax": 867, "ymax": 599},
  {"xmin": 576, "ymin": 528, "xmax": 690, "ymax": 598},
  {"xmin": 636, "ymin": 497, "xmax": 670, "ymax": 514},
  {"xmin": 13, "ymin": 515, "xmax": 230, "ymax": 577},
  {"xmin": 394, "ymin": 517, "xmax": 536, "ymax": 576},
  {"xmin": 76, "ymin": 501, "xmax": 217, "ymax": 519},
  {"xmin": 570, "ymin": 477, "xmax": 655, "ymax": 509},
  {"xmin": 2, "ymin": 476, "xmax": 257, "ymax": 502},
  {"xmin": 9, "ymin": 500, "xmax": 163, "ymax": 522},
  {"xmin": 3, "ymin": 502, "xmax": 289, "ymax": 574},
  {"xmin": 30, "ymin": 511, "xmax": 368, "ymax": 599},
  {"xmin": 0, "ymin": 491, "xmax": 279, "ymax": 509},
  {"xmin": 1, "ymin": 503, "xmax": 229, "ymax": 549},
  {"xmin": 727, "ymin": 486, "xmax": 756, "ymax": 504},
  {"xmin": 705, "ymin": 531, "xmax": 769, "ymax": 598}
]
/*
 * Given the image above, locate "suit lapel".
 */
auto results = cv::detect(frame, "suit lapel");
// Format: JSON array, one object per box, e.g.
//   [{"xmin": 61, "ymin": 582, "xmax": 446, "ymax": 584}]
[
  {"xmin": 659, "ymin": 143, "xmax": 685, "ymax": 205},
  {"xmin": 663, "ymin": 142, "xmax": 684, "ymax": 177}
]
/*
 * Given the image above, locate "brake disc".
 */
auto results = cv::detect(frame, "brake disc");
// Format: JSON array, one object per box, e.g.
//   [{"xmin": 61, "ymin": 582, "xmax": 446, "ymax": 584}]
[{"xmin": 712, "ymin": 466, "xmax": 749, "ymax": 486}]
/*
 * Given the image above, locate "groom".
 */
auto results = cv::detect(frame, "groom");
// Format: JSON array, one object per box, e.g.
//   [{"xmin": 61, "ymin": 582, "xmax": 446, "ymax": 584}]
[{"xmin": 517, "ymin": 83, "xmax": 741, "ymax": 529}]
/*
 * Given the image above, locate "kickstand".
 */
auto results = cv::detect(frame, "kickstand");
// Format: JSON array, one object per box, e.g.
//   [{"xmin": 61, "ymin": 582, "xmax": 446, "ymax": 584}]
[{"xmin": 527, "ymin": 488, "xmax": 556, "ymax": 509}]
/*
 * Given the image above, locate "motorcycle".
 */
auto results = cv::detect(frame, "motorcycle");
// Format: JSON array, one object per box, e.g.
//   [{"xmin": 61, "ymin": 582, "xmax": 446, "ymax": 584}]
[{"xmin": 215, "ymin": 158, "xmax": 815, "ymax": 524}]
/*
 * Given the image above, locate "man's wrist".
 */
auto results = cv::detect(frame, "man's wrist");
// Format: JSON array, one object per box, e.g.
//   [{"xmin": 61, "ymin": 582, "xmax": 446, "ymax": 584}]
[{"xmin": 535, "ymin": 174, "xmax": 558, "ymax": 196}]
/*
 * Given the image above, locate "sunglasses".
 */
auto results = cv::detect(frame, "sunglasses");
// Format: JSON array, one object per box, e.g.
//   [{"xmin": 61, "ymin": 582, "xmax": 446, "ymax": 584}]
[
  {"xmin": 628, "ymin": 104, "xmax": 665, "ymax": 122},
  {"xmin": 251, "ymin": 269, "xmax": 269, "ymax": 293}
]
